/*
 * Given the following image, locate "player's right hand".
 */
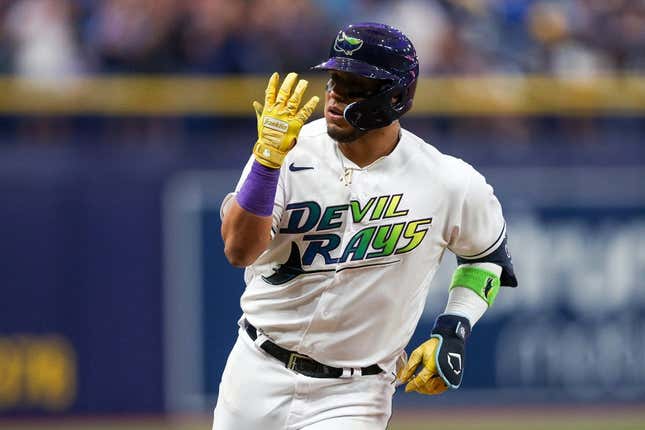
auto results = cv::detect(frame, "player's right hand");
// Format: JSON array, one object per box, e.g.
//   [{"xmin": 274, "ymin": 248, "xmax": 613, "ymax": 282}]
[{"xmin": 252, "ymin": 72, "xmax": 320, "ymax": 169}]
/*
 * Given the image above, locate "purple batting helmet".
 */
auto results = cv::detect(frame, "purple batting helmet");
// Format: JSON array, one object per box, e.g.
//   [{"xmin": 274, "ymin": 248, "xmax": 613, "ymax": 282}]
[{"xmin": 312, "ymin": 22, "xmax": 419, "ymax": 131}]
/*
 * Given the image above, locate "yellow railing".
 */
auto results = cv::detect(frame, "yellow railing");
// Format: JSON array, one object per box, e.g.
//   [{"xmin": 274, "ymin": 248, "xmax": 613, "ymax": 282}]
[{"xmin": 1, "ymin": 75, "xmax": 644, "ymax": 116}]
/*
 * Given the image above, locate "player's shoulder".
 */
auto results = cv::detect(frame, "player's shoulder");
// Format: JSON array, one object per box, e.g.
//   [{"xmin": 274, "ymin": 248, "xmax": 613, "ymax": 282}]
[
  {"xmin": 298, "ymin": 117, "xmax": 328, "ymax": 140},
  {"xmin": 400, "ymin": 127, "xmax": 477, "ymax": 183}
]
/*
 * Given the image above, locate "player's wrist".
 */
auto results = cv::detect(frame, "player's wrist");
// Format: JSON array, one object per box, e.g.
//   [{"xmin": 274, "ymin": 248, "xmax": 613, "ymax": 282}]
[
  {"xmin": 236, "ymin": 160, "xmax": 280, "ymax": 217},
  {"xmin": 443, "ymin": 287, "xmax": 488, "ymax": 326},
  {"xmin": 253, "ymin": 140, "xmax": 287, "ymax": 169},
  {"xmin": 431, "ymin": 314, "xmax": 471, "ymax": 340}
]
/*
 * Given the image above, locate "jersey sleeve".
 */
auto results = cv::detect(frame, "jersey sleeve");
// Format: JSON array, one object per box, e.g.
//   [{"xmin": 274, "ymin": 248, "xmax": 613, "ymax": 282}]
[
  {"xmin": 448, "ymin": 167, "xmax": 506, "ymax": 260},
  {"xmin": 219, "ymin": 155, "xmax": 286, "ymax": 238}
]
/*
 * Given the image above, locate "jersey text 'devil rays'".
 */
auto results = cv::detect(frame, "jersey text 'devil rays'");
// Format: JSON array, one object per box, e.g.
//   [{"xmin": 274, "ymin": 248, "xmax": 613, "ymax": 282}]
[{"xmin": 265, "ymin": 194, "xmax": 432, "ymax": 284}]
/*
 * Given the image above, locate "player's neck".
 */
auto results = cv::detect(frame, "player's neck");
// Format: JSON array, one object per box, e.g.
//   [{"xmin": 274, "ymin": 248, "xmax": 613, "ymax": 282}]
[{"xmin": 338, "ymin": 122, "xmax": 401, "ymax": 168}]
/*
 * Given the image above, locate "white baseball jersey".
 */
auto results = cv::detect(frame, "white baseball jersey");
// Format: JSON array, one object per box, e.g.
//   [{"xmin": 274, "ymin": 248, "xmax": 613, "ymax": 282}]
[{"xmin": 221, "ymin": 118, "xmax": 506, "ymax": 370}]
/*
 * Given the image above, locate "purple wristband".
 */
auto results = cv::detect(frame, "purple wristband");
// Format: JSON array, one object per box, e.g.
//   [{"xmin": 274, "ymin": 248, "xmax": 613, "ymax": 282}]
[{"xmin": 236, "ymin": 160, "xmax": 280, "ymax": 217}]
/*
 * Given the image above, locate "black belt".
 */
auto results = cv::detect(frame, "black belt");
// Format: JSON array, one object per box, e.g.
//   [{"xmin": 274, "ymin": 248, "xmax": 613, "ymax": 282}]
[{"xmin": 243, "ymin": 320, "xmax": 382, "ymax": 379}]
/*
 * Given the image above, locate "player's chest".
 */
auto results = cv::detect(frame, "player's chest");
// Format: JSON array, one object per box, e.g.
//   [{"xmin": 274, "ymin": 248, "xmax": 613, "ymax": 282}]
[{"xmin": 278, "ymin": 167, "xmax": 449, "ymax": 265}]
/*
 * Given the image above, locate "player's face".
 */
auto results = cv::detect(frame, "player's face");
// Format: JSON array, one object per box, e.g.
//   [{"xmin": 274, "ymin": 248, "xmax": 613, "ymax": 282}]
[{"xmin": 324, "ymin": 71, "xmax": 383, "ymax": 143}]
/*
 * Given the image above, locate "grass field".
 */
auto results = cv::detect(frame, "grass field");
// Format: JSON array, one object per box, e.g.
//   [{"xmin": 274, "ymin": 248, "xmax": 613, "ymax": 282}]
[{"xmin": 2, "ymin": 406, "xmax": 644, "ymax": 430}]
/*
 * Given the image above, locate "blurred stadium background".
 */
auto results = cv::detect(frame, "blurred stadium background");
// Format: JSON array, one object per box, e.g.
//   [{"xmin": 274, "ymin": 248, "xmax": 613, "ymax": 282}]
[{"xmin": 1, "ymin": 0, "xmax": 645, "ymax": 429}]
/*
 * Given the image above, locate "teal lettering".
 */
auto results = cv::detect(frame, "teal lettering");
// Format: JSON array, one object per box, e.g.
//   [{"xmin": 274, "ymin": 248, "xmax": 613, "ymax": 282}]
[
  {"xmin": 280, "ymin": 202, "xmax": 321, "ymax": 234},
  {"xmin": 317, "ymin": 205, "xmax": 349, "ymax": 231},
  {"xmin": 349, "ymin": 198, "xmax": 375, "ymax": 223},
  {"xmin": 302, "ymin": 234, "xmax": 341, "ymax": 265},
  {"xmin": 339, "ymin": 227, "xmax": 376, "ymax": 263}
]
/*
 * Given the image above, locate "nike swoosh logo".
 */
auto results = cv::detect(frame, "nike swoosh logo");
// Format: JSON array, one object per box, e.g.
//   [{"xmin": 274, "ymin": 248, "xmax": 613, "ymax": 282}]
[{"xmin": 289, "ymin": 162, "xmax": 314, "ymax": 172}]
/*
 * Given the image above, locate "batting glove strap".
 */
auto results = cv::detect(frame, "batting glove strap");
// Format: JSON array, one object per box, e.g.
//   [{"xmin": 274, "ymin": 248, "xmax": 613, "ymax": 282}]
[{"xmin": 431, "ymin": 314, "xmax": 471, "ymax": 389}]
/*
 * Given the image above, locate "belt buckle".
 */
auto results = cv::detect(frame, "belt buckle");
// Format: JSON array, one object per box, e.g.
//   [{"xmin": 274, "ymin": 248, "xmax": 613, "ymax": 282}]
[{"xmin": 287, "ymin": 352, "xmax": 310, "ymax": 371}]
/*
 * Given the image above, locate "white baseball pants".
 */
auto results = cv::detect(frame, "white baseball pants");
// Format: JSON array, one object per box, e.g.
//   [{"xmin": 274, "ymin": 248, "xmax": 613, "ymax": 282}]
[{"xmin": 212, "ymin": 328, "xmax": 395, "ymax": 430}]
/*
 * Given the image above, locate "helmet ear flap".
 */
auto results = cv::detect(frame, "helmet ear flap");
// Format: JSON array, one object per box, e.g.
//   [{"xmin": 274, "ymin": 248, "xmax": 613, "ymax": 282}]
[
  {"xmin": 344, "ymin": 85, "xmax": 400, "ymax": 131},
  {"xmin": 392, "ymin": 86, "xmax": 411, "ymax": 114},
  {"xmin": 343, "ymin": 80, "xmax": 417, "ymax": 131}
]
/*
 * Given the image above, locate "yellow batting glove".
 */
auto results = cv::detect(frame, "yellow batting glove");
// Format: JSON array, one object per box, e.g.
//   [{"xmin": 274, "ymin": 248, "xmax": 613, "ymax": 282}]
[
  {"xmin": 397, "ymin": 338, "xmax": 448, "ymax": 395},
  {"xmin": 252, "ymin": 72, "xmax": 320, "ymax": 169}
]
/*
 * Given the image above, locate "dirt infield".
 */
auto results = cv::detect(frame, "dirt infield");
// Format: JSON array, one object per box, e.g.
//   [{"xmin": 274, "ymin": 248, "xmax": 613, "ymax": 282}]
[{"xmin": 1, "ymin": 405, "xmax": 644, "ymax": 430}]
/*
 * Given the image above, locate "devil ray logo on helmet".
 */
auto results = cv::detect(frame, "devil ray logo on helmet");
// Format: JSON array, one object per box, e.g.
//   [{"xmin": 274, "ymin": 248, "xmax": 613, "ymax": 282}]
[{"xmin": 333, "ymin": 31, "xmax": 364, "ymax": 56}]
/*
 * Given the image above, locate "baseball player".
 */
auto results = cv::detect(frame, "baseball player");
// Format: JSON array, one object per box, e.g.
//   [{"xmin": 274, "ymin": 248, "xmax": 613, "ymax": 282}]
[{"xmin": 214, "ymin": 23, "xmax": 517, "ymax": 430}]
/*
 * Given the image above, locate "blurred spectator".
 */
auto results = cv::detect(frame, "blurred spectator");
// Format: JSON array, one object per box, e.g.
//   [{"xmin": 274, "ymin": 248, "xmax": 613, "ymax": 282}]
[
  {"xmin": 4, "ymin": 0, "xmax": 85, "ymax": 78},
  {"xmin": 181, "ymin": 0, "xmax": 244, "ymax": 73},
  {"xmin": 355, "ymin": 0, "xmax": 450, "ymax": 74},
  {"xmin": 1, "ymin": 0, "xmax": 644, "ymax": 76},
  {"xmin": 85, "ymin": 0, "xmax": 184, "ymax": 72},
  {"xmin": 238, "ymin": 0, "xmax": 331, "ymax": 73},
  {"xmin": 0, "ymin": 0, "xmax": 643, "ymax": 148}
]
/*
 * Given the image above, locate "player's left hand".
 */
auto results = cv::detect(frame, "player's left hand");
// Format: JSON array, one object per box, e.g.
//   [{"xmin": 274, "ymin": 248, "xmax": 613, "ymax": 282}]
[{"xmin": 397, "ymin": 314, "xmax": 471, "ymax": 395}]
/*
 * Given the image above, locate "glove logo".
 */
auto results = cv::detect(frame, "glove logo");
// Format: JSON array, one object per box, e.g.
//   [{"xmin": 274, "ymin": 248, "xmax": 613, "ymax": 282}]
[
  {"xmin": 484, "ymin": 277, "xmax": 494, "ymax": 298},
  {"xmin": 448, "ymin": 352, "xmax": 462, "ymax": 375},
  {"xmin": 334, "ymin": 31, "xmax": 364, "ymax": 56},
  {"xmin": 263, "ymin": 117, "xmax": 289, "ymax": 133}
]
